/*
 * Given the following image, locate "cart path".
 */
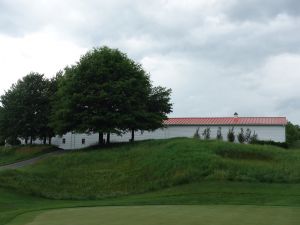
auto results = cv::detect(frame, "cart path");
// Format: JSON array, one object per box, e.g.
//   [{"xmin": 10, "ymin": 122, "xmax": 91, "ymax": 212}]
[{"xmin": 0, "ymin": 151, "xmax": 64, "ymax": 170}]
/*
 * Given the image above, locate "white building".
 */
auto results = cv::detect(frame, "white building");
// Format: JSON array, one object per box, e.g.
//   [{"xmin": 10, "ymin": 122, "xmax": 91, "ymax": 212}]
[{"xmin": 48, "ymin": 114, "xmax": 287, "ymax": 150}]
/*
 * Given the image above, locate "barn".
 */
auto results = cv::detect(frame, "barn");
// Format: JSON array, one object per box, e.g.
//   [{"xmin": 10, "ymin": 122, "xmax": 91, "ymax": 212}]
[{"xmin": 50, "ymin": 113, "xmax": 287, "ymax": 150}]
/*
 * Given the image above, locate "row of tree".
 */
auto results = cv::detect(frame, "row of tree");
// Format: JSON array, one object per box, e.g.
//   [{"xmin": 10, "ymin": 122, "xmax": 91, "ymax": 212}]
[
  {"xmin": 193, "ymin": 127, "xmax": 258, "ymax": 143},
  {"xmin": 0, "ymin": 47, "xmax": 173, "ymax": 145}
]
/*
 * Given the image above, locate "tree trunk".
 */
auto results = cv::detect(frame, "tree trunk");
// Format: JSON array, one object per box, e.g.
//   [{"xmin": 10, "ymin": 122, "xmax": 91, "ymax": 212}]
[
  {"xmin": 48, "ymin": 137, "xmax": 52, "ymax": 145},
  {"xmin": 43, "ymin": 137, "xmax": 47, "ymax": 145},
  {"xmin": 25, "ymin": 138, "xmax": 28, "ymax": 145},
  {"xmin": 131, "ymin": 129, "xmax": 135, "ymax": 142},
  {"xmin": 106, "ymin": 132, "xmax": 110, "ymax": 144},
  {"xmin": 98, "ymin": 132, "xmax": 104, "ymax": 145},
  {"xmin": 30, "ymin": 137, "xmax": 33, "ymax": 145}
]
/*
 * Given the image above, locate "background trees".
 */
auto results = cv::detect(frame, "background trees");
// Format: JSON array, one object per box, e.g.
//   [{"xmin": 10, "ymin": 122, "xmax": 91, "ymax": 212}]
[{"xmin": 0, "ymin": 73, "xmax": 56, "ymax": 144}]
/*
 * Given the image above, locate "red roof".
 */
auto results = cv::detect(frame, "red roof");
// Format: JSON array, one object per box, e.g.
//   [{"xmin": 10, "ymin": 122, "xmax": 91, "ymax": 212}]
[{"xmin": 164, "ymin": 117, "xmax": 287, "ymax": 126}]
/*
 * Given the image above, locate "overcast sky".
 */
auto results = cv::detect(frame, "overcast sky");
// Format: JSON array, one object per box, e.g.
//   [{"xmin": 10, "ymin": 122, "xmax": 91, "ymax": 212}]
[{"xmin": 1, "ymin": 0, "xmax": 300, "ymax": 123}]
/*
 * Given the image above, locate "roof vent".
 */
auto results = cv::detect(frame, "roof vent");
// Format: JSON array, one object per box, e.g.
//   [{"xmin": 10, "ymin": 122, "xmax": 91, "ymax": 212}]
[{"xmin": 234, "ymin": 112, "xmax": 238, "ymax": 118}]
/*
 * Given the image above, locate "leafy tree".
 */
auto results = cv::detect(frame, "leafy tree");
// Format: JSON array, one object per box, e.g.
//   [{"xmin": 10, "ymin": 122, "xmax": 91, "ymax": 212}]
[
  {"xmin": 216, "ymin": 127, "xmax": 223, "ymax": 140},
  {"xmin": 202, "ymin": 127, "xmax": 211, "ymax": 140},
  {"xmin": 0, "ymin": 73, "xmax": 52, "ymax": 144},
  {"xmin": 227, "ymin": 127, "xmax": 235, "ymax": 142},
  {"xmin": 237, "ymin": 128, "xmax": 245, "ymax": 143},
  {"xmin": 286, "ymin": 122, "xmax": 300, "ymax": 144},
  {"xmin": 51, "ymin": 46, "xmax": 172, "ymax": 144}
]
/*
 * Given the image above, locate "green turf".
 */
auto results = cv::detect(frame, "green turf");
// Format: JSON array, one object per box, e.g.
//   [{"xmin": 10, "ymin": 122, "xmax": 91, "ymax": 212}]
[
  {"xmin": 0, "ymin": 145, "xmax": 57, "ymax": 166},
  {"xmin": 1, "ymin": 181, "xmax": 300, "ymax": 225},
  {"xmin": 0, "ymin": 138, "xmax": 299, "ymax": 199},
  {"xmin": 7, "ymin": 205, "xmax": 300, "ymax": 225},
  {"xmin": 1, "ymin": 139, "xmax": 300, "ymax": 225}
]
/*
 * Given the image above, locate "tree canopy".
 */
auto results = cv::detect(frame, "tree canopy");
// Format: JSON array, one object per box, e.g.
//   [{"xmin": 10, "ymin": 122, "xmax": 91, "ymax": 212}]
[
  {"xmin": 0, "ymin": 73, "xmax": 55, "ymax": 144},
  {"xmin": 51, "ymin": 46, "xmax": 172, "ymax": 143}
]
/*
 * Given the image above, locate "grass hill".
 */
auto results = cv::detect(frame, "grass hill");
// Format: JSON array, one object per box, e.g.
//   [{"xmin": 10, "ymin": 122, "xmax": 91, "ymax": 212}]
[
  {"xmin": 0, "ymin": 145, "xmax": 57, "ymax": 166},
  {"xmin": 0, "ymin": 138, "xmax": 299, "ymax": 200}
]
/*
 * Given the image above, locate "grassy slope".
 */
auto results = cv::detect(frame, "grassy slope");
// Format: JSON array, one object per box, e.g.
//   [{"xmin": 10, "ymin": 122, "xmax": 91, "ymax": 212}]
[
  {"xmin": 0, "ymin": 145, "xmax": 57, "ymax": 166},
  {"xmin": 1, "ymin": 181, "xmax": 300, "ymax": 225},
  {"xmin": 0, "ymin": 138, "xmax": 299, "ymax": 200},
  {"xmin": 8, "ymin": 205, "xmax": 300, "ymax": 225},
  {"xmin": 1, "ymin": 138, "xmax": 300, "ymax": 199},
  {"xmin": 1, "ymin": 139, "xmax": 300, "ymax": 224}
]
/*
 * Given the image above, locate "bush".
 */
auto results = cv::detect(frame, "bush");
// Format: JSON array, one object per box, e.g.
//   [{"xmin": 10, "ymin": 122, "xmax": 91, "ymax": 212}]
[
  {"xmin": 227, "ymin": 127, "xmax": 235, "ymax": 142},
  {"xmin": 193, "ymin": 128, "xmax": 200, "ymax": 139},
  {"xmin": 202, "ymin": 127, "xmax": 211, "ymax": 140},
  {"xmin": 249, "ymin": 131, "xmax": 258, "ymax": 143},
  {"xmin": 245, "ymin": 128, "xmax": 252, "ymax": 143},
  {"xmin": 6, "ymin": 137, "xmax": 21, "ymax": 146},
  {"xmin": 237, "ymin": 128, "xmax": 245, "ymax": 144},
  {"xmin": 216, "ymin": 127, "xmax": 223, "ymax": 140}
]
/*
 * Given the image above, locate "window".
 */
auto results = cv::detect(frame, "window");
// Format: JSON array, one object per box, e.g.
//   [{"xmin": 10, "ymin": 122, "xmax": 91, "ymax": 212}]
[
  {"xmin": 82, "ymin": 138, "xmax": 86, "ymax": 145},
  {"xmin": 62, "ymin": 138, "xmax": 66, "ymax": 144}
]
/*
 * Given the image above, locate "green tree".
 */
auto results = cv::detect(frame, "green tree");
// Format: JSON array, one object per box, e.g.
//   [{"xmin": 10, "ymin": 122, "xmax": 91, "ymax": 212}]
[
  {"xmin": 51, "ymin": 46, "xmax": 172, "ymax": 144},
  {"xmin": 286, "ymin": 122, "xmax": 300, "ymax": 144},
  {"xmin": 0, "ymin": 73, "xmax": 53, "ymax": 144}
]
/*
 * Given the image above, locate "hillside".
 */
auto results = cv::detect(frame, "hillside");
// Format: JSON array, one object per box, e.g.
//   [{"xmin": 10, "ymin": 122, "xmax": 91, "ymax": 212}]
[
  {"xmin": 0, "ymin": 138, "xmax": 299, "ymax": 199},
  {"xmin": 0, "ymin": 145, "xmax": 57, "ymax": 166}
]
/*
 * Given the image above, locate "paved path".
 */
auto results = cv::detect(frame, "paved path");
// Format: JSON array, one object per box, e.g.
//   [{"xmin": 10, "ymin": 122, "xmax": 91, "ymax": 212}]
[{"xmin": 0, "ymin": 151, "xmax": 64, "ymax": 170}]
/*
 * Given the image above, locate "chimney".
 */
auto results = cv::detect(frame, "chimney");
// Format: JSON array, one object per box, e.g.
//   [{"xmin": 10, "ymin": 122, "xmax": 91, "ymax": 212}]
[{"xmin": 234, "ymin": 112, "xmax": 238, "ymax": 118}]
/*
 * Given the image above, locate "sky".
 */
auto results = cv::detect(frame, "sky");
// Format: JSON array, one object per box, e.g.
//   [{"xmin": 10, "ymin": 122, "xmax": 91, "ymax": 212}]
[{"xmin": 0, "ymin": 0, "xmax": 300, "ymax": 123}]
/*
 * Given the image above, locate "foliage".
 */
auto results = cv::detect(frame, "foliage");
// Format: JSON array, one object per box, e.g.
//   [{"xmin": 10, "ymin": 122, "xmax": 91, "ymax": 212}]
[
  {"xmin": 244, "ymin": 128, "xmax": 252, "ymax": 143},
  {"xmin": 51, "ymin": 46, "xmax": 172, "ymax": 144},
  {"xmin": 0, "ymin": 73, "xmax": 54, "ymax": 144},
  {"xmin": 216, "ymin": 127, "xmax": 223, "ymax": 140},
  {"xmin": 286, "ymin": 122, "xmax": 300, "ymax": 145},
  {"xmin": 0, "ymin": 138, "xmax": 299, "ymax": 200},
  {"xmin": 202, "ymin": 127, "xmax": 211, "ymax": 140},
  {"xmin": 193, "ymin": 128, "xmax": 200, "ymax": 139},
  {"xmin": 237, "ymin": 128, "xmax": 245, "ymax": 144},
  {"xmin": 227, "ymin": 127, "xmax": 235, "ymax": 142},
  {"xmin": 250, "ymin": 131, "xmax": 258, "ymax": 142},
  {"xmin": 5, "ymin": 137, "xmax": 21, "ymax": 146}
]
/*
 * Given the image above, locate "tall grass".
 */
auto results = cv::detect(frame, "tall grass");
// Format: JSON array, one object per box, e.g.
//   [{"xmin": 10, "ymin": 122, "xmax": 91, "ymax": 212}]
[
  {"xmin": 0, "ymin": 145, "xmax": 57, "ymax": 166},
  {"xmin": 0, "ymin": 138, "xmax": 299, "ymax": 199}
]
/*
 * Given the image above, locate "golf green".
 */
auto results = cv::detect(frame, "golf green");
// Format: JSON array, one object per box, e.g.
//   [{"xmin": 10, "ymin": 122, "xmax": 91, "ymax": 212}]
[{"xmin": 8, "ymin": 205, "xmax": 300, "ymax": 225}]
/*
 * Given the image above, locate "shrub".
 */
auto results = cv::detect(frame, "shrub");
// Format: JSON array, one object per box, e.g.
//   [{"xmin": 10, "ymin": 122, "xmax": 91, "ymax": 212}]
[
  {"xmin": 6, "ymin": 137, "xmax": 21, "ymax": 146},
  {"xmin": 250, "ymin": 131, "xmax": 258, "ymax": 143},
  {"xmin": 216, "ymin": 127, "xmax": 223, "ymax": 140},
  {"xmin": 202, "ymin": 127, "xmax": 211, "ymax": 140},
  {"xmin": 245, "ymin": 128, "xmax": 252, "ymax": 143},
  {"xmin": 237, "ymin": 128, "xmax": 245, "ymax": 143},
  {"xmin": 227, "ymin": 127, "xmax": 235, "ymax": 142},
  {"xmin": 193, "ymin": 128, "xmax": 200, "ymax": 139}
]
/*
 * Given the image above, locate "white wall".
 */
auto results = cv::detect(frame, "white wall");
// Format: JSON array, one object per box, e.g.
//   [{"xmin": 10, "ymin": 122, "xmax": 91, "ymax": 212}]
[{"xmin": 49, "ymin": 125, "xmax": 286, "ymax": 150}]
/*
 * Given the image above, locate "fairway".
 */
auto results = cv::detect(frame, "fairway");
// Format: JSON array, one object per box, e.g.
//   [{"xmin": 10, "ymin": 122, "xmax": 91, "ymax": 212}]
[{"xmin": 8, "ymin": 205, "xmax": 300, "ymax": 225}]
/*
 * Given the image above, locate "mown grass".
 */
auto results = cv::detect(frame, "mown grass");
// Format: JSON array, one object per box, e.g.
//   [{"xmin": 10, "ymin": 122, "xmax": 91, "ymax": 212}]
[
  {"xmin": 0, "ymin": 138, "xmax": 299, "ymax": 199},
  {"xmin": 0, "ymin": 145, "xmax": 57, "ymax": 166},
  {"xmin": 1, "ymin": 181, "xmax": 300, "ymax": 225}
]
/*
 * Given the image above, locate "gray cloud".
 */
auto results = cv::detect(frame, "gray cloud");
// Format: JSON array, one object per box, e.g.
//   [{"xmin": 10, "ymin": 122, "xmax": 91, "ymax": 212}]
[
  {"xmin": 1, "ymin": 0, "xmax": 300, "ymax": 123},
  {"xmin": 226, "ymin": 0, "xmax": 300, "ymax": 21}
]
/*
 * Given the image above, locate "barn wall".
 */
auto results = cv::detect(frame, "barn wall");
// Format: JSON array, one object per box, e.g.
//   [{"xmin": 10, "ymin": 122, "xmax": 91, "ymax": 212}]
[{"xmin": 50, "ymin": 125, "xmax": 286, "ymax": 150}]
